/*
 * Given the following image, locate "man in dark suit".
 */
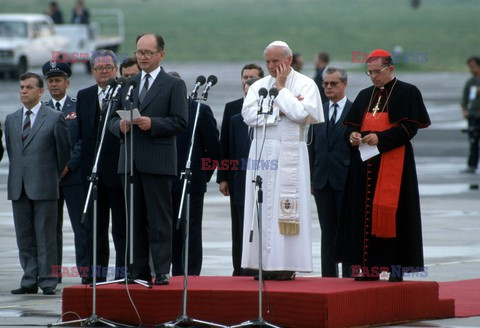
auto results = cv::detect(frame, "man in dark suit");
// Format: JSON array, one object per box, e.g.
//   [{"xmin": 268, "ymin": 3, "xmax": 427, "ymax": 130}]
[
  {"xmin": 313, "ymin": 51, "xmax": 330, "ymax": 103},
  {"xmin": 169, "ymin": 72, "xmax": 220, "ymax": 275},
  {"xmin": 76, "ymin": 49, "xmax": 127, "ymax": 283},
  {"xmin": 6, "ymin": 72, "xmax": 70, "ymax": 295},
  {"xmin": 308, "ymin": 66, "xmax": 352, "ymax": 278},
  {"xmin": 42, "ymin": 61, "xmax": 88, "ymax": 283},
  {"xmin": 228, "ymin": 77, "xmax": 260, "ymax": 276},
  {"xmin": 217, "ymin": 63, "xmax": 264, "ymax": 276},
  {"xmin": 108, "ymin": 34, "xmax": 188, "ymax": 285}
]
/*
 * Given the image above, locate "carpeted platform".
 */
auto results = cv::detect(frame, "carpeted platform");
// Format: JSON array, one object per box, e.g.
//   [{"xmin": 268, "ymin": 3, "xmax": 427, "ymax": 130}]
[
  {"xmin": 62, "ymin": 276, "xmax": 454, "ymax": 327},
  {"xmin": 439, "ymin": 278, "xmax": 480, "ymax": 318}
]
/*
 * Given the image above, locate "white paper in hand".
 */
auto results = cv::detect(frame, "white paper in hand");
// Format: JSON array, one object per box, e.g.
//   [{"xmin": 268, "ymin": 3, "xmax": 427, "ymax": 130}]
[
  {"xmin": 359, "ymin": 142, "xmax": 380, "ymax": 161},
  {"xmin": 116, "ymin": 108, "xmax": 141, "ymax": 122}
]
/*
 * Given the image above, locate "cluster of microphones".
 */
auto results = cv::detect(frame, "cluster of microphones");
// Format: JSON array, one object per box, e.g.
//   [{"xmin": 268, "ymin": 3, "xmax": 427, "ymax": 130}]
[
  {"xmin": 100, "ymin": 74, "xmax": 219, "ymax": 104},
  {"xmin": 102, "ymin": 77, "xmax": 137, "ymax": 103},
  {"xmin": 190, "ymin": 75, "xmax": 218, "ymax": 100},
  {"xmin": 257, "ymin": 87, "xmax": 278, "ymax": 115}
]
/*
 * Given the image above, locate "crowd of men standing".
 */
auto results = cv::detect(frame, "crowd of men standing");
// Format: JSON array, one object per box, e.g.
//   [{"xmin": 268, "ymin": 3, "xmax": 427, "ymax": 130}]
[{"xmin": 2, "ymin": 33, "xmax": 433, "ymax": 295}]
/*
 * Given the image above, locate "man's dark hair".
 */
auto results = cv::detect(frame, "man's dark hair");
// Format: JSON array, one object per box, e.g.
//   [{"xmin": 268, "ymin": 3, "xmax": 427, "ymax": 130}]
[
  {"xmin": 20, "ymin": 72, "xmax": 43, "ymax": 88},
  {"xmin": 467, "ymin": 56, "xmax": 480, "ymax": 66},
  {"xmin": 292, "ymin": 53, "xmax": 302, "ymax": 64},
  {"xmin": 317, "ymin": 51, "xmax": 330, "ymax": 64},
  {"xmin": 120, "ymin": 57, "xmax": 139, "ymax": 75},
  {"xmin": 136, "ymin": 33, "xmax": 165, "ymax": 51},
  {"xmin": 366, "ymin": 56, "xmax": 393, "ymax": 67},
  {"xmin": 241, "ymin": 63, "xmax": 264, "ymax": 78}
]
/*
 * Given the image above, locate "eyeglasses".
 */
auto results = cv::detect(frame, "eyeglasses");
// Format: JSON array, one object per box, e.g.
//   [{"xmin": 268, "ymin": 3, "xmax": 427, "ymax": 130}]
[
  {"xmin": 365, "ymin": 65, "xmax": 389, "ymax": 76},
  {"xmin": 93, "ymin": 65, "xmax": 115, "ymax": 73},
  {"xmin": 134, "ymin": 50, "xmax": 159, "ymax": 59},
  {"xmin": 322, "ymin": 81, "xmax": 341, "ymax": 87}
]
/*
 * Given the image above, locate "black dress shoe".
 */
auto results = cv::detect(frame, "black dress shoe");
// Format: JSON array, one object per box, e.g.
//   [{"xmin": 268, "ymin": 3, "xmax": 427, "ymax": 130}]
[
  {"xmin": 154, "ymin": 274, "xmax": 170, "ymax": 285},
  {"xmin": 254, "ymin": 271, "xmax": 295, "ymax": 281},
  {"xmin": 388, "ymin": 275, "xmax": 403, "ymax": 282},
  {"xmin": 354, "ymin": 276, "xmax": 380, "ymax": 281},
  {"xmin": 42, "ymin": 287, "xmax": 56, "ymax": 295},
  {"xmin": 81, "ymin": 277, "xmax": 93, "ymax": 285},
  {"xmin": 11, "ymin": 286, "xmax": 38, "ymax": 294}
]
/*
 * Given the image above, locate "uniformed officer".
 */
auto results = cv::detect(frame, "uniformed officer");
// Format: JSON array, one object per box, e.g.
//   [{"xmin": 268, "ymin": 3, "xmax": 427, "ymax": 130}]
[{"xmin": 42, "ymin": 61, "xmax": 88, "ymax": 283}]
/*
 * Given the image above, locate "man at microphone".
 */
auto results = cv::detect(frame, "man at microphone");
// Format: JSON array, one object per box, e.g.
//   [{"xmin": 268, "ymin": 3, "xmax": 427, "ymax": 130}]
[
  {"xmin": 241, "ymin": 41, "xmax": 324, "ymax": 280},
  {"xmin": 108, "ymin": 34, "xmax": 188, "ymax": 285},
  {"xmin": 76, "ymin": 49, "xmax": 127, "ymax": 284}
]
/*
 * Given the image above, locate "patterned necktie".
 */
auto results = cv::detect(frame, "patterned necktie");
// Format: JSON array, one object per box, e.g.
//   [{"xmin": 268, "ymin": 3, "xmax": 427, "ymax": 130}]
[
  {"xmin": 330, "ymin": 103, "xmax": 338, "ymax": 126},
  {"xmin": 22, "ymin": 110, "xmax": 33, "ymax": 144},
  {"xmin": 55, "ymin": 101, "xmax": 61, "ymax": 111},
  {"xmin": 139, "ymin": 73, "xmax": 150, "ymax": 104}
]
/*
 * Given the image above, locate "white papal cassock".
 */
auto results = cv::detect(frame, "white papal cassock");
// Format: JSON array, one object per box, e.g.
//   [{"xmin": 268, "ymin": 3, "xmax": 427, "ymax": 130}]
[{"xmin": 241, "ymin": 69, "xmax": 324, "ymax": 272}]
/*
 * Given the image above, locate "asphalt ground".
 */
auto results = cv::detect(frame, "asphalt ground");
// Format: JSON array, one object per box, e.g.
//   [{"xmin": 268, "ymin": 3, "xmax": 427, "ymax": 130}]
[{"xmin": 0, "ymin": 62, "xmax": 479, "ymax": 327}]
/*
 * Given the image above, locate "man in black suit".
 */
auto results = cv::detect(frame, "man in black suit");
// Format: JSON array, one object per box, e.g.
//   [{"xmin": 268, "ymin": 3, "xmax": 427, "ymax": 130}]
[
  {"xmin": 42, "ymin": 61, "xmax": 88, "ymax": 283},
  {"xmin": 108, "ymin": 34, "xmax": 188, "ymax": 285},
  {"xmin": 308, "ymin": 65, "xmax": 352, "ymax": 278},
  {"xmin": 218, "ymin": 63, "xmax": 264, "ymax": 276},
  {"xmin": 169, "ymin": 72, "xmax": 220, "ymax": 276},
  {"xmin": 76, "ymin": 49, "xmax": 127, "ymax": 283},
  {"xmin": 313, "ymin": 51, "xmax": 330, "ymax": 103}
]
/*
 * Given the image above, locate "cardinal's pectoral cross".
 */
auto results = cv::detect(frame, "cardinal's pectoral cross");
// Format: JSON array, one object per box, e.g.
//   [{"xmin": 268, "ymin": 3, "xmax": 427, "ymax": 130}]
[{"xmin": 372, "ymin": 95, "xmax": 382, "ymax": 116}]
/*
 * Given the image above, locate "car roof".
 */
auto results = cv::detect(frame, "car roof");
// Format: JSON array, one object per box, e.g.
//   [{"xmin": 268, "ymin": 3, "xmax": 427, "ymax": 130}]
[{"xmin": 0, "ymin": 14, "xmax": 52, "ymax": 23}]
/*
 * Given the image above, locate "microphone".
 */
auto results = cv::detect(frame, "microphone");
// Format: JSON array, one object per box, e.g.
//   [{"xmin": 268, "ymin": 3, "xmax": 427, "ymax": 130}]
[
  {"xmin": 111, "ymin": 77, "xmax": 126, "ymax": 99},
  {"xmin": 190, "ymin": 75, "xmax": 206, "ymax": 99},
  {"xmin": 125, "ymin": 79, "xmax": 138, "ymax": 102},
  {"xmin": 201, "ymin": 75, "xmax": 218, "ymax": 100},
  {"xmin": 257, "ymin": 87, "xmax": 268, "ymax": 110},
  {"xmin": 103, "ymin": 78, "xmax": 117, "ymax": 100},
  {"xmin": 267, "ymin": 87, "xmax": 279, "ymax": 113}
]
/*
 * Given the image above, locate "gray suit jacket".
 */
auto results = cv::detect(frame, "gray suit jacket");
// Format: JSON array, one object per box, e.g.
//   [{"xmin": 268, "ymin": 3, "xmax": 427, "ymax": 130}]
[
  {"xmin": 5, "ymin": 104, "xmax": 71, "ymax": 200},
  {"xmin": 108, "ymin": 68, "xmax": 188, "ymax": 176}
]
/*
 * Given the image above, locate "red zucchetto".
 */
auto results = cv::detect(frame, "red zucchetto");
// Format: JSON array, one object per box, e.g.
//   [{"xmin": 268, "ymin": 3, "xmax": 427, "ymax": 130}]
[{"xmin": 367, "ymin": 49, "xmax": 392, "ymax": 59}]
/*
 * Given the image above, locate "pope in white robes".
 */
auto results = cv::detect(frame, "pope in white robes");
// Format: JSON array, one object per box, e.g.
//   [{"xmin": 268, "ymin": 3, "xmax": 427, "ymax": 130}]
[{"xmin": 241, "ymin": 41, "xmax": 324, "ymax": 276}]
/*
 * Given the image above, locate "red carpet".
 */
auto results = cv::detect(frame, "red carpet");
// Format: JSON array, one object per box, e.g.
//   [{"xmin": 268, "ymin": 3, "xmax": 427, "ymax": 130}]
[
  {"xmin": 62, "ymin": 276, "xmax": 454, "ymax": 327},
  {"xmin": 439, "ymin": 279, "xmax": 480, "ymax": 318}
]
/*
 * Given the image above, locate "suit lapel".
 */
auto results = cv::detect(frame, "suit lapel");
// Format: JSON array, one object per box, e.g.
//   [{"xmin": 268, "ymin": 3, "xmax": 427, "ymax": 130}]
[
  {"xmin": 139, "ymin": 69, "xmax": 166, "ymax": 111},
  {"xmin": 24, "ymin": 105, "xmax": 48, "ymax": 148}
]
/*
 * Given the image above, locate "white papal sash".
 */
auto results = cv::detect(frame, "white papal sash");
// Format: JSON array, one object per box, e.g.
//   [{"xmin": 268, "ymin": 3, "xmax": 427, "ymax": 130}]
[{"xmin": 277, "ymin": 121, "xmax": 301, "ymax": 235}]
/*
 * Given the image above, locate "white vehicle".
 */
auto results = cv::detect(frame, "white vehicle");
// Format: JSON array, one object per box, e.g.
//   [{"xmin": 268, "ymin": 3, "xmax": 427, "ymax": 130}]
[
  {"xmin": 54, "ymin": 9, "xmax": 125, "ymax": 68},
  {"xmin": 0, "ymin": 10, "xmax": 124, "ymax": 79},
  {"xmin": 0, "ymin": 14, "xmax": 68, "ymax": 78}
]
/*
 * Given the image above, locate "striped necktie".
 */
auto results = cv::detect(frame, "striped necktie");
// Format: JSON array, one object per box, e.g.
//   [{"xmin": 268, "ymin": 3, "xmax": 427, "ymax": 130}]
[
  {"xmin": 22, "ymin": 110, "xmax": 33, "ymax": 144},
  {"xmin": 330, "ymin": 103, "xmax": 338, "ymax": 126}
]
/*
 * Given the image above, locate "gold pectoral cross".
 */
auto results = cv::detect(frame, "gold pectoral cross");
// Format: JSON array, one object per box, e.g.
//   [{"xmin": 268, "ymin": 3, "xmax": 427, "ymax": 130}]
[{"xmin": 372, "ymin": 95, "xmax": 382, "ymax": 116}]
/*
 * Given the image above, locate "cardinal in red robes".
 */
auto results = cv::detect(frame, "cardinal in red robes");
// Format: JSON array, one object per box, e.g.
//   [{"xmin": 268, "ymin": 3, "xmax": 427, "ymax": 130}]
[{"xmin": 336, "ymin": 49, "xmax": 431, "ymax": 282}]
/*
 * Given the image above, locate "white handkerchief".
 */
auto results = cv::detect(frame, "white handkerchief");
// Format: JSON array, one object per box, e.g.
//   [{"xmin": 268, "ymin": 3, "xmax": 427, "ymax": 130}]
[
  {"xmin": 359, "ymin": 142, "xmax": 380, "ymax": 161},
  {"xmin": 116, "ymin": 108, "xmax": 141, "ymax": 122}
]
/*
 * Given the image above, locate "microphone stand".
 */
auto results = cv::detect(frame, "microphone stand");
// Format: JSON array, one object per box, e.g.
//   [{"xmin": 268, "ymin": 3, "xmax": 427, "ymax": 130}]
[
  {"xmin": 50, "ymin": 90, "xmax": 122, "ymax": 327},
  {"xmin": 160, "ymin": 92, "xmax": 226, "ymax": 328},
  {"xmin": 232, "ymin": 98, "xmax": 280, "ymax": 328}
]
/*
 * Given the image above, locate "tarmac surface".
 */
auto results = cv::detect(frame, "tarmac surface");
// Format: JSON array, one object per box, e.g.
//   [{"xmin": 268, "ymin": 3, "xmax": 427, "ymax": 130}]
[{"xmin": 0, "ymin": 62, "xmax": 479, "ymax": 327}]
